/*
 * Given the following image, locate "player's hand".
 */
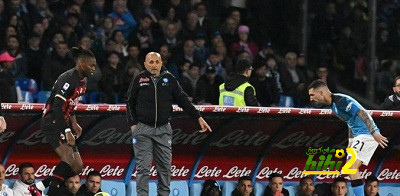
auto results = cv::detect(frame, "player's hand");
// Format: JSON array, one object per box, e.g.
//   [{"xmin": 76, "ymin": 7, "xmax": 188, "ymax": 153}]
[
  {"xmin": 0, "ymin": 116, "xmax": 6, "ymax": 133},
  {"xmin": 71, "ymin": 122, "xmax": 82, "ymax": 138},
  {"xmin": 198, "ymin": 117, "xmax": 212, "ymax": 133},
  {"xmin": 130, "ymin": 125, "xmax": 136, "ymax": 133},
  {"xmin": 373, "ymin": 133, "xmax": 388, "ymax": 148},
  {"xmin": 65, "ymin": 129, "xmax": 76, "ymax": 147}
]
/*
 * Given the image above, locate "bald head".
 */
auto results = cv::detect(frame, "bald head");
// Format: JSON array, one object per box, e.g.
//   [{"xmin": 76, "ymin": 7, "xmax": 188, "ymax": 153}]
[{"xmin": 144, "ymin": 52, "xmax": 163, "ymax": 76}]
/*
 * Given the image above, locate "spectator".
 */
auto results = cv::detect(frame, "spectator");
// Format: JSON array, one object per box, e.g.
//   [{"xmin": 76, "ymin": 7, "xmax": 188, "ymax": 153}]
[
  {"xmin": 6, "ymin": 35, "xmax": 27, "ymax": 79},
  {"xmin": 100, "ymin": 52, "xmax": 124, "ymax": 103},
  {"xmin": 220, "ymin": 17, "xmax": 238, "ymax": 49},
  {"xmin": 158, "ymin": 6, "xmax": 182, "ymax": 33},
  {"xmin": 230, "ymin": 25, "xmax": 258, "ymax": 59},
  {"xmin": 181, "ymin": 11, "xmax": 202, "ymax": 40},
  {"xmin": 375, "ymin": 60, "xmax": 394, "ymax": 103},
  {"xmin": 219, "ymin": 58, "xmax": 259, "ymax": 106},
  {"xmin": 364, "ymin": 176, "xmax": 379, "ymax": 196},
  {"xmin": 316, "ymin": 66, "xmax": 337, "ymax": 93},
  {"xmin": 179, "ymin": 62, "xmax": 200, "ymax": 101},
  {"xmin": 41, "ymin": 42, "xmax": 75, "ymax": 90},
  {"xmin": 13, "ymin": 162, "xmax": 37, "ymax": 196},
  {"xmin": 123, "ymin": 43, "xmax": 143, "ymax": 72},
  {"xmin": 201, "ymin": 179, "xmax": 221, "ymax": 196},
  {"xmin": 232, "ymin": 176, "xmax": 254, "ymax": 196},
  {"xmin": 0, "ymin": 163, "xmax": 13, "ymax": 196},
  {"xmin": 202, "ymin": 50, "xmax": 226, "ymax": 80},
  {"xmin": 158, "ymin": 21, "xmax": 181, "ymax": 52},
  {"xmin": 297, "ymin": 176, "xmax": 316, "ymax": 196},
  {"xmin": 297, "ymin": 53, "xmax": 314, "ymax": 85},
  {"xmin": 170, "ymin": 39, "xmax": 202, "ymax": 79},
  {"xmin": 380, "ymin": 76, "xmax": 400, "ymax": 110},
  {"xmin": 108, "ymin": 0, "xmax": 137, "ymax": 39},
  {"xmin": 279, "ymin": 52, "xmax": 306, "ymax": 107},
  {"xmin": 0, "ymin": 51, "xmax": 17, "ymax": 103},
  {"xmin": 111, "ymin": 29, "xmax": 128, "ymax": 57},
  {"xmin": 194, "ymin": 32, "xmax": 209, "ymax": 64},
  {"xmin": 25, "ymin": 33, "xmax": 46, "ymax": 86},
  {"xmin": 76, "ymin": 171, "xmax": 102, "ymax": 196},
  {"xmin": 264, "ymin": 173, "xmax": 289, "ymax": 196},
  {"xmin": 213, "ymin": 40, "xmax": 233, "ymax": 75},
  {"xmin": 95, "ymin": 16, "xmax": 117, "ymax": 49},
  {"xmin": 195, "ymin": 64, "xmax": 224, "ymax": 105},
  {"xmin": 134, "ymin": 0, "xmax": 161, "ymax": 23},
  {"xmin": 331, "ymin": 177, "xmax": 347, "ymax": 196},
  {"xmin": 249, "ymin": 62, "xmax": 280, "ymax": 107},
  {"xmin": 194, "ymin": 2, "xmax": 213, "ymax": 39},
  {"xmin": 265, "ymin": 56, "xmax": 283, "ymax": 94},
  {"xmin": 129, "ymin": 14, "xmax": 157, "ymax": 58}
]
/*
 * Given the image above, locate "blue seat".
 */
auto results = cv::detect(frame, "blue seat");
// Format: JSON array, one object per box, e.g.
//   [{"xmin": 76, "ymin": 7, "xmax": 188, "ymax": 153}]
[
  {"xmin": 127, "ymin": 181, "xmax": 157, "ymax": 196},
  {"xmin": 37, "ymin": 91, "xmax": 51, "ymax": 103},
  {"xmin": 16, "ymin": 78, "xmax": 38, "ymax": 94},
  {"xmin": 189, "ymin": 183, "xmax": 203, "ymax": 196},
  {"xmin": 254, "ymin": 182, "xmax": 265, "ymax": 196},
  {"xmin": 379, "ymin": 186, "xmax": 400, "ymax": 196},
  {"xmin": 5, "ymin": 179, "xmax": 16, "ymax": 188},
  {"xmin": 100, "ymin": 180, "xmax": 125, "ymax": 196},
  {"xmin": 169, "ymin": 181, "xmax": 189, "ymax": 196},
  {"xmin": 20, "ymin": 91, "xmax": 34, "ymax": 103},
  {"xmin": 90, "ymin": 91, "xmax": 100, "ymax": 103},
  {"xmin": 278, "ymin": 95, "xmax": 294, "ymax": 107},
  {"xmin": 285, "ymin": 186, "xmax": 298, "ymax": 196},
  {"xmin": 222, "ymin": 181, "xmax": 236, "ymax": 196}
]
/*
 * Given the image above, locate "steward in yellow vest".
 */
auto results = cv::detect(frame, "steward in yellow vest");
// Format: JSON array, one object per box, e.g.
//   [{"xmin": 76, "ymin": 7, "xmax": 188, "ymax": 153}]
[{"xmin": 219, "ymin": 59, "xmax": 259, "ymax": 106}]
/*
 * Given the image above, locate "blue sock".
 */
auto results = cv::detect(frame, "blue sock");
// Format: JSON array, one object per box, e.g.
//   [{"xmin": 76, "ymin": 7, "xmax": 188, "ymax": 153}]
[{"xmin": 351, "ymin": 179, "xmax": 364, "ymax": 196}]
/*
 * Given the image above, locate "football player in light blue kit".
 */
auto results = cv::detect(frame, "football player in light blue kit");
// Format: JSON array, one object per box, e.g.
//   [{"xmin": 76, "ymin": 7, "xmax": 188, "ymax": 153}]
[{"xmin": 308, "ymin": 80, "xmax": 388, "ymax": 196}]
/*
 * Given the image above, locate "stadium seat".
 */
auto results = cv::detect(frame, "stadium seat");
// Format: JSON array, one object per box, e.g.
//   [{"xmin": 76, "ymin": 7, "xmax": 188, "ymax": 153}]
[
  {"xmin": 285, "ymin": 186, "xmax": 298, "ymax": 196},
  {"xmin": 222, "ymin": 181, "xmax": 236, "ymax": 196},
  {"xmin": 101, "ymin": 180, "xmax": 125, "ymax": 196},
  {"xmin": 16, "ymin": 78, "xmax": 38, "ymax": 94},
  {"xmin": 278, "ymin": 95, "xmax": 294, "ymax": 107},
  {"xmin": 169, "ymin": 181, "xmax": 189, "ymax": 196},
  {"xmin": 379, "ymin": 186, "xmax": 400, "ymax": 196},
  {"xmin": 20, "ymin": 91, "xmax": 34, "ymax": 103},
  {"xmin": 127, "ymin": 181, "xmax": 157, "ymax": 196},
  {"xmin": 254, "ymin": 182, "xmax": 265, "ymax": 196},
  {"xmin": 90, "ymin": 91, "xmax": 100, "ymax": 103},
  {"xmin": 4, "ymin": 179, "xmax": 16, "ymax": 188},
  {"xmin": 37, "ymin": 91, "xmax": 51, "ymax": 103},
  {"xmin": 189, "ymin": 183, "xmax": 203, "ymax": 196}
]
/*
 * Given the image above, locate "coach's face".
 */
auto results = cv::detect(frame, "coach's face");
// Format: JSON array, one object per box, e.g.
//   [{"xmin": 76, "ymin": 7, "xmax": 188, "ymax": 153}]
[{"xmin": 144, "ymin": 52, "xmax": 163, "ymax": 77}]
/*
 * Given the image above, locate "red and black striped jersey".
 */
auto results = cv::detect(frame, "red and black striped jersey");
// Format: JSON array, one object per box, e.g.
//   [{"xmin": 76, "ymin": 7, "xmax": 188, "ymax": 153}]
[{"xmin": 43, "ymin": 68, "xmax": 87, "ymax": 119}]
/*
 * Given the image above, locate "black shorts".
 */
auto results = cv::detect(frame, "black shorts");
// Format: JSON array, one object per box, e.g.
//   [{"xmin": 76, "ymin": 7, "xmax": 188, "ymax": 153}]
[{"xmin": 41, "ymin": 115, "xmax": 67, "ymax": 149}]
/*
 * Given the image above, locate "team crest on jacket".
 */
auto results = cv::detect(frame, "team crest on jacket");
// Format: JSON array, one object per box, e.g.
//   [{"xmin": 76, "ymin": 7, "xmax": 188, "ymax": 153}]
[{"xmin": 162, "ymin": 78, "xmax": 169, "ymax": 86}]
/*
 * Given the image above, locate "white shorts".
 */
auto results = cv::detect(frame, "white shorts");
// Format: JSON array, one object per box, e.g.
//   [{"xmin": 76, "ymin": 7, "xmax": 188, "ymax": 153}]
[{"xmin": 347, "ymin": 134, "xmax": 378, "ymax": 166}]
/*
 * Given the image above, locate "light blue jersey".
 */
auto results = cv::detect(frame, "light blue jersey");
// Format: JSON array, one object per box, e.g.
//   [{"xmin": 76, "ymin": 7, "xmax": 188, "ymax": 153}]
[{"xmin": 331, "ymin": 93, "xmax": 380, "ymax": 136}]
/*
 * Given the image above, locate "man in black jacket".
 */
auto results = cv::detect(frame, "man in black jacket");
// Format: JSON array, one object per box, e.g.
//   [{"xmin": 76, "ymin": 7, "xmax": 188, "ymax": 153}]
[
  {"xmin": 126, "ymin": 52, "xmax": 212, "ymax": 196},
  {"xmin": 380, "ymin": 76, "xmax": 400, "ymax": 110}
]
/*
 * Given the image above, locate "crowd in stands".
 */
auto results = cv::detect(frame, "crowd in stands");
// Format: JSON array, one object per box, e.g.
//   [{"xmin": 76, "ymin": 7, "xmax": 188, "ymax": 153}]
[{"xmin": 0, "ymin": 0, "xmax": 400, "ymax": 107}]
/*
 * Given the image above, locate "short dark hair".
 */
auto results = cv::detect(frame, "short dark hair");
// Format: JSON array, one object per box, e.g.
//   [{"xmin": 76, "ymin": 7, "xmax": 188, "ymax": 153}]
[
  {"xmin": 299, "ymin": 176, "xmax": 314, "ymax": 185},
  {"xmin": 269, "ymin": 172, "xmax": 283, "ymax": 183},
  {"xmin": 365, "ymin": 176, "xmax": 379, "ymax": 186},
  {"xmin": 18, "ymin": 162, "xmax": 34, "ymax": 175},
  {"xmin": 308, "ymin": 79, "xmax": 327, "ymax": 90},
  {"xmin": 70, "ymin": 46, "xmax": 95, "ymax": 61},
  {"xmin": 235, "ymin": 58, "xmax": 252, "ymax": 74},
  {"xmin": 86, "ymin": 170, "xmax": 102, "ymax": 181},
  {"xmin": 393, "ymin": 76, "xmax": 400, "ymax": 87},
  {"xmin": 333, "ymin": 176, "xmax": 346, "ymax": 186},
  {"xmin": 238, "ymin": 176, "xmax": 252, "ymax": 184}
]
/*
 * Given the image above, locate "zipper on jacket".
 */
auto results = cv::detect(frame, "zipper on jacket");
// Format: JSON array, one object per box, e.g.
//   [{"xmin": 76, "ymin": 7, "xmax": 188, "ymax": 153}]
[{"xmin": 154, "ymin": 81, "xmax": 157, "ymax": 128}]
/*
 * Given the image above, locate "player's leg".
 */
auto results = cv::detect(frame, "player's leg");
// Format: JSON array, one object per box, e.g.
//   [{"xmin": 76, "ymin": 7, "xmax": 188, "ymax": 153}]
[
  {"xmin": 153, "ymin": 124, "xmax": 172, "ymax": 196},
  {"xmin": 46, "ymin": 144, "xmax": 81, "ymax": 195},
  {"xmin": 133, "ymin": 123, "xmax": 154, "ymax": 196},
  {"xmin": 348, "ymin": 135, "xmax": 378, "ymax": 196},
  {"xmin": 348, "ymin": 159, "xmax": 364, "ymax": 196}
]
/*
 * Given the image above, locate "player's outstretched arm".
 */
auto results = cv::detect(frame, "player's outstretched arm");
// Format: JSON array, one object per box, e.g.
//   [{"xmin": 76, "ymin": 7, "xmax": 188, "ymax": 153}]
[{"xmin": 357, "ymin": 110, "xmax": 388, "ymax": 148}]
